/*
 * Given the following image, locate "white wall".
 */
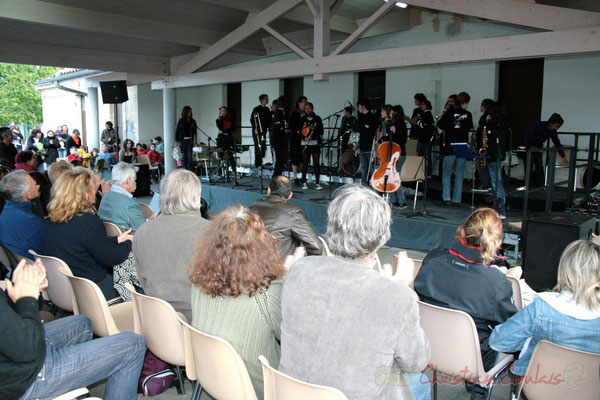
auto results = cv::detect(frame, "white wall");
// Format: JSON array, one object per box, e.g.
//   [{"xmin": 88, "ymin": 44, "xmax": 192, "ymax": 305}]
[
  {"xmin": 137, "ymin": 83, "xmax": 163, "ymax": 144},
  {"xmin": 175, "ymin": 84, "xmax": 226, "ymax": 144},
  {"xmin": 241, "ymin": 79, "xmax": 281, "ymax": 165},
  {"xmin": 303, "ymin": 72, "xmax": 357, "ymax": 129}
]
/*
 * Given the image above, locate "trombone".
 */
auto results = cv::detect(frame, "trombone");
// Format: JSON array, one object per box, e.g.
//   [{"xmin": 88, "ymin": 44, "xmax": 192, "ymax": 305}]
[{"xmin": 253, "ymin": 112, "xmax": 265, "ymax": 155}]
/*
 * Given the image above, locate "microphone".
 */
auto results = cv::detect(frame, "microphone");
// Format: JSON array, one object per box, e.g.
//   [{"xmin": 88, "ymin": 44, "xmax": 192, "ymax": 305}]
[{"xmin": 347, "ymin": 100, "xmax": 356, "ymax": 112}]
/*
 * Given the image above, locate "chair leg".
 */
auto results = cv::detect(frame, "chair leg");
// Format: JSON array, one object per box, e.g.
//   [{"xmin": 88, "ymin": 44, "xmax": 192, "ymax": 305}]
[
  {"xmin": 432, "ymin": 370, "xmax": 437, "ymax": 400},
  {"xmin": 413, "ymin": 181, "xmax": 419, "ymax": 210},
  {"xmin": 174, "ymin": 365, "xmax": 185, "ymax": 395}
]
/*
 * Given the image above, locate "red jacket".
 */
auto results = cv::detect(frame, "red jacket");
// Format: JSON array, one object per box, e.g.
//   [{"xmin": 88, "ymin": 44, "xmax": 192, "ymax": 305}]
[{"xmin": 147, "ymin": 150, "xmax": 161, "ymax": 164}]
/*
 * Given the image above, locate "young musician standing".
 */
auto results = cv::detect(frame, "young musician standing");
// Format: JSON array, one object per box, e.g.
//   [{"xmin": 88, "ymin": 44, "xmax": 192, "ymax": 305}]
[
  {"xmin": 175, "ymin": 106, "xmax": 198, "ymax": 171},
  {"xmin": 414, "ymin": 100, "xmax": 435, "ymax": 177},
  {"xmin": 476, "ymin": 99, "xmax": 495, "ymax": 190},
  {"xmin": 524, "ymin": 113, "xmax": 568, "ymax": 187},
  {"xmin": 288, "ymin": 96, "xmax": 307, "ymax": 186},
  {"xmin": 357, "ymin": 100, "xmax": 378, "ymax": 186},
  {"xmin": 388, "ymin": 105, "xmax": 409, "ymax": 209},
  {"xmin": 339, "ymin": 106, "xmax": 357, "ymax": 151},
  {"xmin": 271, "ymin": 97, "xmax": 287, "ymax": 177},
  {"xmin": 216, "ymin": 106, "xmax": 238, "ymax": 181},
  {"xmin": 437, "ymin": 92, "xmax": 474, "ymax": 206},
  {"xmin": 250, "ymin": 94, "xmax": 272, "ymax": 168},
  {"xmin": 485, "ymin": 102, "xmax": 508, "ymax": 218},
  {"xmin": 407, "ymin": 93, "xmax": 427, "ymax": 140},
  {"xmin": 300, "ymin": 102, "xmax": 323, "ymax": 190}
]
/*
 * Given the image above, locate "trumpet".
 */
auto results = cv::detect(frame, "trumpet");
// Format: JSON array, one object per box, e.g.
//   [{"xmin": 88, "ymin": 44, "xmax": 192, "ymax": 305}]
[
  {"xmin": 253, "ymin": 112, "xmax": 265, "ymax": 154},
  {"xmin": 479, "ymin": 123, "xmax": 489, "ymax": 168}
]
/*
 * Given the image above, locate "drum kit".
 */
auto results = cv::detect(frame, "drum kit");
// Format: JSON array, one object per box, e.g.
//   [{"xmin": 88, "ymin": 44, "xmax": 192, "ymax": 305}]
[
  {"xmin": 340, "ymin": 131, "xmax": 360, "ymax": 175},
  {"xmin": 193, "ymin": 143, "xmax": 249, "ymax": 182}
]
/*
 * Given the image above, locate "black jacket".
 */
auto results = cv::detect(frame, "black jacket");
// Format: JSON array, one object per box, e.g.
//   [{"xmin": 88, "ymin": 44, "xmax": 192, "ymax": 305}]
[
  {"xmin": 480, "ymin": 118, "xmax": 508, "ymax": 162},
  {"xmin": 0, "ymin": 141, "xmax": 18, "ymax": 168},
  {"xmin": 43, "ymin": 137, "xmax": 60, "ymax": 164},
  {"xmin": 437, "ymin": 108, "xmax": 474, "ymax": 156},
  {"xmin": 301, "ymin": 113, "xmax": 323, "ymax": 146},
  {"xmin": 271, "ymin": 109, "xmax": 286, "ymax": 146},
  {"xmin": 43, "ymin": 212, "xmax": 131, "ymax": 283},
  {"xmin": 0, "ymin": 289, "xmax": 45, "ymax": 399},
  {"xmin": 357, "ymin": 112, "xmax": 378, "ymax": 152},
  {"xmin": 339, "ymin": 115, "xmax": 357, "ymax": 149},
  {"xmin": 414, "ymin": 237, "xmax": 517, "ymax": 369},
  {"xmin": 175, "ymin": 118, "xmax": 197, "ymax": 143},
  {"xmin": 251, "ymin": 105, "xmax": 272, "ymax": 135},
  {"xmin": 65, "ymin": 135, "xmax": 81, "ymax": 150},
  {"xmin": 416, "ymin": 110, "xmax": 435, "ymax": 143},
  {"xmin": 409, "ymin": 107, "xmax": 425, "ymax": 139},
  {"xmin": 249, "ymin": 195, "xmax": 322, "ymax": 259}
]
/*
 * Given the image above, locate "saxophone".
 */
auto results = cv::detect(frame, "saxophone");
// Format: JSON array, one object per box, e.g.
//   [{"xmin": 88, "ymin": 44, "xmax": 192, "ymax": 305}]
[{"xmin": 479, "ymin": 122, "xmax": 489, "ymax": 168}]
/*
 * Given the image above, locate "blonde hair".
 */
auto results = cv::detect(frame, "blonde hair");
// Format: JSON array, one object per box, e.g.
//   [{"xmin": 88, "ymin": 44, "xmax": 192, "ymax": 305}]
[
  {"xmin": 47, "ymin": 161, "xmax": 73, "ymax": 184},
  {"xmin": 555, "ymin": 240, "xmax": 600, "ymax": 311},
  {"xmin": 47, "ymin": 167, "xmax": 96, "ymax": 223},
  {"xmin": 458, "ymin": 207, "xmax": 503, "ymax": 265}
]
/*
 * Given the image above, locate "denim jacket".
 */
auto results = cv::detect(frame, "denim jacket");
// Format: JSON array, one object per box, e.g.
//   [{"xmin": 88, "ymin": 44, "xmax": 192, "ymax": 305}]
[{"xmin": 489, "ymin": 292, "xmax": 600, "ymax": 375}]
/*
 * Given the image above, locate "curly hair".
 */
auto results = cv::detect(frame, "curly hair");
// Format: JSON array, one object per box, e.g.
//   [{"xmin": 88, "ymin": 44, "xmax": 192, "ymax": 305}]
[
  {"xmin": 188, "ymin": 205, "xmax": 283, "ymax": 298},
  {"xmin": 47, "ymin": 167, "xmax": 97, "ymax": 223}
]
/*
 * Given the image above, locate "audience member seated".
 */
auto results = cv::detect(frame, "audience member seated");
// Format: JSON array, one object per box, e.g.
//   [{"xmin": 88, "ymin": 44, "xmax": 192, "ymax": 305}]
[
  {"xmin": 134, "ymin": 170, "xmax": 210, "ymax": 321},
  {"xmin": 0, "ymin": 259, "xmax": 145, "ymax": 400},
  {"xmin": 0, "ymin": 170, "xmax": 45, "ymax": 259},
  {"xmin": 119, "ymin": 139, "xmax": 138, "ymax": 164},
  {"xmin": 490, "ymin": 239, "xmax": 600, "ymax": 375},
  {"xmin": 146, "ymin": 144, "xmax": 163, "ymax": 177},
  {"xmin": 66, "ymin": 147, "xmax": 81, "ymax": 163},
  {"xmin": 14, "ymin": 151, "xmax": 37, "ymax": 172},
  {"xmin": 0, "ymin": 127, "xmax": 18, "ymax": 169},
  {"xmin": 40, "ymin": 161, "xmax": 73, "ymax": 215},
  {"xmin": 103, "ymin": 145, "xmax": 117, "ymax": 169},
  {"xmin": 249, "ymin": 176, "xmax": 322, "ymax": 259},
  {"xmin": 153, "ymin": 136, "xmax": 164, "ymax": 155},
  {"xmin": 189, "ymin": 206, "xmax": 301, "ymax": 398},
  {"xmin": 279, "ymin": 184, "xmax": 430, "ymax": 400},
  {"xmin": 98, "ymin": 162, "xmax": 145, "ymax": 230},
  {"xmin": 414, "ymin": 207, "xmax": 517, "ymax": 391},
  {"xmin": 95, "ymin": 158, "xmax": 111, "ymax": 182},
  {"xmin": 44, "ymin": 167, "xmax": 134, "ymax": 300},
  {"xmin": 0, "ymin": 161, "xmax": 12, "ymax": 215},
  {"xmin": 136, "ymin": 143, "xmax": 147, "ymax": 156}
]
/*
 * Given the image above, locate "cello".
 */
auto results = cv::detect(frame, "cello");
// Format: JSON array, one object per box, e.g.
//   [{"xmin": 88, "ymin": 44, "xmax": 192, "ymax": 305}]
[{"xmin": 370, "ymin": 117, "xmax": 401, "ymax": 194}]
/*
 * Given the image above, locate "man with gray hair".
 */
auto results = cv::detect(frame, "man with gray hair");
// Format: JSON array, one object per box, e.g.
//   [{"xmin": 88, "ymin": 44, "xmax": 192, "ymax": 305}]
[
  {"xmin": 279, "ymin": 184, "xmax": 430, "ymax": 399},
  {"xmin": 133, "ymin": 169, "xmax": 210, "ymax": 321},
  {"xmin": 0, "ymin": 170, "xmax": 45, "ymax": 259},
  {"xmin": 250, "ymin": 175, "xmax": 322, "ymax": 259},
  {"xmin": 97, "ymin": 162, "xmax": 145, "ymax": 230}
]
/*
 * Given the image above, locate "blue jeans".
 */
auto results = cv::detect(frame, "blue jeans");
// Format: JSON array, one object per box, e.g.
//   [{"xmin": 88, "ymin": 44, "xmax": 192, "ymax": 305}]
[
  {"xmin": 181, "ymin": 138, "xmax": 194, "ymax": 171},
  {"xmin": 442, "ymin": 155, "xmax": 466, "ymax": 203},
  {"xmin": 20, "ymin": 315, "xmax": 146, "ymax": 400},
  {"xmin": 359, "ymin": 151, "xmax": 374, "ymax": 186},
  {"xmin": 488, "ymin": 161, "xmax": 506, "ymax": 214},
  {"xmin": 391, "ymin": 155, "xmax": 407, "ymax": 205}
]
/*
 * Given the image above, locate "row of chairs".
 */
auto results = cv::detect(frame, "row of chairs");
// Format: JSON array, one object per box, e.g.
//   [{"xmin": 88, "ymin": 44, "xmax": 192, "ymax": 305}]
[{"xmin": 8, "ymin": 245, "xmax": 599, "ymax": 399}]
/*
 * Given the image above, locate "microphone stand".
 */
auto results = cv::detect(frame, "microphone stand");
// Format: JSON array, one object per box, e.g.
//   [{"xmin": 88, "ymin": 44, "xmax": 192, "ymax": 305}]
[{"xmin": 196, "ymin": 126, "xmax": 215, "ymax": 184}]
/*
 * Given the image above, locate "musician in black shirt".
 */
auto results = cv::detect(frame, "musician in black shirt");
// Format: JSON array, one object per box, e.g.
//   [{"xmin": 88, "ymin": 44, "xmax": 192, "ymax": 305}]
[
  {"xmin": 300, "ymin": 102, "xmax": 323, "ymax": 190},
  {"xmin": 271, "ymin": 96, "xmax": 287, "ymax": 177},
  {"xmin": 288, "ymin": 96, "xmax": 307, "ymax": 186},
  {"xmin": 357, "ymin": 99, "xmax": 378, "ymax": 186},
  {"xmin": 216, "ymin": 106, "xmax": 238, "ymax": 180},
  {"xmin": 339, "ymin": 106, "xmax": 357, "ymax": 150},
  {"xmin": 437, "ymin": 92, "xmax": 474, "ymax": 206},
  {"xmin": 407, "ymin": 93, "xmax": 427, "ymax": 140},
  {"xmin": 250, "ymin": 94, "xmax": 272, "ymax": 168},
  {"xmin": 414, "ymin": 100, "xmax": 435, "ymax": 177},
  {"xmin": 476, "ymin": 99, "xmax": 494, "ymax": 189}
]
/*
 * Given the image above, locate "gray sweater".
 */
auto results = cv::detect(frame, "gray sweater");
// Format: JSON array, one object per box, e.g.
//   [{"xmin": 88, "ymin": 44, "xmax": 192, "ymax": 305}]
[{"xmin": 280, "ymin": 255, "xmax": 430, "ymax": 400}]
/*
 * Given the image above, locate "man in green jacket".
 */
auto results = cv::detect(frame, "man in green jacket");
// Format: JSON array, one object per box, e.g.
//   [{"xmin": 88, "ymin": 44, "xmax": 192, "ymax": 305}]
[{"xmin": 98, "ymin": 162, "xmax": 146, "ymax": 230}]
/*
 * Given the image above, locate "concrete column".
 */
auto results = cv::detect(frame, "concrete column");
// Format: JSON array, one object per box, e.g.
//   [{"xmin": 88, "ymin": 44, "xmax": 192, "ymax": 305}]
[
  {"xmin": 163, "ymin": 88, "xmax": 176, "ymax": 175},
  {"xmin": 85, "ymin": 87, "xmax": 100, "ymax": 150}
]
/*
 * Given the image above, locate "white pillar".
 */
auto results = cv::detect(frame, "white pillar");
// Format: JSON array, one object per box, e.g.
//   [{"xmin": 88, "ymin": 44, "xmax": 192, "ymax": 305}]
[
  {"xmin": 163, "ymin": 88, "xmax": 176, "ymax": 175},
  {"xmin": 85, "ymin": 87, "xmax": 100, "ymax": 150}
]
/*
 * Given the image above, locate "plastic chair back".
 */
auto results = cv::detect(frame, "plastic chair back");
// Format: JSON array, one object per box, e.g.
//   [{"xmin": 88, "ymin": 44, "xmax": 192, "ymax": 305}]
[
  {"xmin": 126, "ymin": 283, "xmax": 185, "ymax": 367},
  {"xmin": 138, "ymin": 203, "xmax": 156, "ymax": 220},
  {"xmin": 519, "ymin": 340, "xmax": 600, "ymax": 400},
  {"xmin": 137, "ymin": 154, "xmax": 151, "ymax": 165},
  {"xmin": 104, "ymin": 221, "xmax": 122, "ymax": 237},
  {"xmin": 178, "ymin": 315, "xmax": 258, "ymax": 400},
  {"xmin": 30, "ymin": 250, "xmax": 75, "ymax": 312},
  {"xmin": 61, "ymin": 267, "xmax": 132, "ymax": 336},
  {"xmin": 418, "ymin": 301, "xmax": 485, "ymax": 379},
  {"xmin": 259, "ymin": 355, "xmax": 347, "ymax": 400},
  {"xmin": 507, "ymin": 276, "xmax": 523, "ymax": 311},
  {"xmin": 318, "ymin": 236, "xmax": 332, "ymax": 256}
]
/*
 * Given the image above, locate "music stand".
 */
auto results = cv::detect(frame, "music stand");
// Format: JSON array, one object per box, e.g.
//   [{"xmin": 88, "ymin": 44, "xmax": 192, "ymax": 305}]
[{"xmin": 451, "ymin": 143, "xmax": 490, "ymax": 214}]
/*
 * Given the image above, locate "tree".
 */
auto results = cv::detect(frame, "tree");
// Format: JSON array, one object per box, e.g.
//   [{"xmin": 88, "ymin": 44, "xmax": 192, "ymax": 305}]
[{"xmin": 0, "ymin": 63, "xmax": 59, "ymax": 126}]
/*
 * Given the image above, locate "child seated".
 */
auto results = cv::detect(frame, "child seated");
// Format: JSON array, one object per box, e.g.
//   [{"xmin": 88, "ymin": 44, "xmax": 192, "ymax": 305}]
[
  {"xmin": 67, "ymin": 147, "xmax": 82, "ymax": 162},
  {"xmin": 95, "ymin": 158, "xmax": 111, "ymax": 182}
]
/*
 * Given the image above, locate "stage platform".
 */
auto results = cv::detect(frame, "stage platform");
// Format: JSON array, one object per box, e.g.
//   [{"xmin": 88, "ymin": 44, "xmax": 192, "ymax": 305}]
[{"xmin": 200, "ymin": 176, "xmax": 523, "ymax": 252}]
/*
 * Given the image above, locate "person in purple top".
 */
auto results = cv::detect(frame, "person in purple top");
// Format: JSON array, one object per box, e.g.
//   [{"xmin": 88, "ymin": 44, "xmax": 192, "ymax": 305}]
[{"xmin": 524, "ymin": 113, "xmax": 568, "ymax": 187}]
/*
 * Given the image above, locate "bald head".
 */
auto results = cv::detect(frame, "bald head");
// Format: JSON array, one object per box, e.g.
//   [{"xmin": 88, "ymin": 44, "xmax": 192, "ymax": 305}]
[{"xmin": 268, "ymin": 176, "xmax": 292, "ymax": 199}]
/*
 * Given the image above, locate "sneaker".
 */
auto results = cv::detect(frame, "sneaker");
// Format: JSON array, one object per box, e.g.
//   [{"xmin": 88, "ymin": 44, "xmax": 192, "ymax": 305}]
[
  {"xmin": 500, "ymin": 213, "xmax": 506, "ymax": 220},
  {"xmin": 302, "ymin": 182, "xmax": 308, "ymax": 190},
  {"xmin": 398, "ymin": 203, "xmax": 408, "ymax": 210},
  {"xmin": 315, "ymin": 184, "xmax": 323, "ymax": 190},
  {"xmin": 441, "ymin": 201, "xmax": 451, "ymax": 207}
]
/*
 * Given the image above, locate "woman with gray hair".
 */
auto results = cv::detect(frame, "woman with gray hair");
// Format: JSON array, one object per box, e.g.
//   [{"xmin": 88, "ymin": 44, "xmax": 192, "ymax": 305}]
[
  {"xmin": 133, "ymin": 169, "xmax": 210, "ymax": 321},
  {"xmin": 97, "ymin": 162, "xmax": 145, "ymax": 230},
  {"xmin": 279, "ymin": 184, "xmax": 431, "ymax": 400},
  {"xmin": 490, "ymin": 239, "xmax": 600, "ymax": 377}
]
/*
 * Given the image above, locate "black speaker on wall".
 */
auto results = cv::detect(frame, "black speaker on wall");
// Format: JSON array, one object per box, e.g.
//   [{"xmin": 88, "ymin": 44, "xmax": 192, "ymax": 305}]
[
  {"xmin": 100, "ymin": 80, "xmax": 129, "ymax": 104},
  {"xmin": 523, "ymin": 212, "xmax": 595, "ymax": 292}
]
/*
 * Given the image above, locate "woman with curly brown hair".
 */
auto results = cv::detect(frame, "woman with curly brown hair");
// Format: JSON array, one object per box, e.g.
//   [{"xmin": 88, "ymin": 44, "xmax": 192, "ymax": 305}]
[{"xmin": 189, "ymin": 205, "xmax": 303, "ymax": 399}]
